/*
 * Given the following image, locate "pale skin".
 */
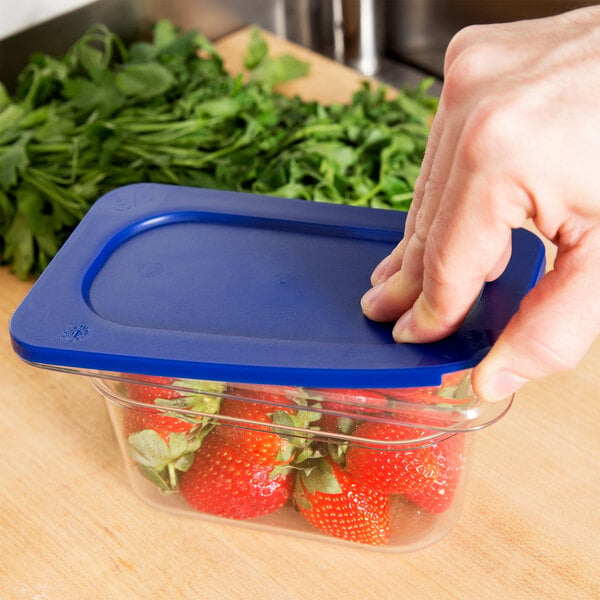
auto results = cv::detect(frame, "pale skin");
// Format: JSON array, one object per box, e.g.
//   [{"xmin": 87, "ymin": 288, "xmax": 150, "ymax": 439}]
[{"xmin": 361, "ymin": 6, "xmax": 600, "ymax": 402}]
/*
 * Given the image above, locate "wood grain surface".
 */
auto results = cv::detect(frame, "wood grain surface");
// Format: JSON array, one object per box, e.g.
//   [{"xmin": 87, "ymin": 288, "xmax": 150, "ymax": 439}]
[{"xmin": 0, "ymin": 29, "xmax": 599, "ymax": 600}]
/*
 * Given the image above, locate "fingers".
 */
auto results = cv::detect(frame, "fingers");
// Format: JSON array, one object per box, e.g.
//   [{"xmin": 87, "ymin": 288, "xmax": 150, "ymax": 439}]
[
  {"xmin": 362, "ymin": 7, "xmax": 600, "ymax": 404},
  {"xmin": 390, "ymin": 188, "xmax": 516, "ymax": 343},
  {"xmin": 364, "ymin": 102, "xmax": 457, "ymax": 318},
  {"xmin": 473, "ymin": 228, "xmax": 600, "ymax": 401},
  {"xmin": 404, "ymin": 102, "xmax": 447, "ymax": 241},
  {"xmin": 369, "ymin": 103, "xmax": 448, "ymax": 288},
  {"xmin": 364, "ymin": 47, "xmax": 539, "ymax": 339},
  {"xmin": 485, "ymin": 239, "xmax": 513, "ymax": 283},
  {"xmin": 364, "ymin": 134, "xmax": 530, "ymax": 341},
  {"xmin": 364, "ymin": 44, "xmax": 521, "ymax": 317},
  {"xmin": 362, "ymin": 234, "xmax": 426, "ymax": 323}
]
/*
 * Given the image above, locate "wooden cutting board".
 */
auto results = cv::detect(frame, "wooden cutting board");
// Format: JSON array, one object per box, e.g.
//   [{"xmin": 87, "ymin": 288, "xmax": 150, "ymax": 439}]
[{"xmin": 0, "ymin": 28, "xmax": 598, "ymax": 600}]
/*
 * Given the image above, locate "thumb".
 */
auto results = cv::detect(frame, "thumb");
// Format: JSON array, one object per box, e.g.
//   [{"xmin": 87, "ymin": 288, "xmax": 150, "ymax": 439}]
[{"xmin": 472, "ymin": 232, "xmax": 600, "ymax": 402}]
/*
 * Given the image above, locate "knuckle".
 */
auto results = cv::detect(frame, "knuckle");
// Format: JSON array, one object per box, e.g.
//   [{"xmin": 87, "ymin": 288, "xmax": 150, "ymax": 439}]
[
  {"xmin": 458, "ymin": 99, "xmax": 518, "ymax": 167},
  {"xmin": 445, "ymin": 25, "xmax": 488, "ymax": 72},
  {"xmin": 412, "ymin": 209, "xmax": 430, "ymax": 247},
  {"xmin": 443, "ymin": 41, "xmax": 493, "ymax": 104},
  {"xmin": 422, "ymin": 241, "xmax": 453, "ymax": 290},
  {"xmin": 414, "ymin": 290, "xmax": 463, "ymax": 336}
]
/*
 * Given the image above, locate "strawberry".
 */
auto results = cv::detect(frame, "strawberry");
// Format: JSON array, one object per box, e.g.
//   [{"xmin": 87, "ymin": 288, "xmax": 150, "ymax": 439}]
[
  {"xmin": 402, "ymin": 432, "xmax": 466, "ymax": 514},
  {"xmin": 219, "ymin": 386, "xmax": 295, "ymax": 464},
  {"xmin": 178, "ymin": 429, "xmax": 293, "ymax": 519},
  {"xmin": 221, "ymin": 384, "xmax": 320, "ymax": 464},
  {"xmin": 376, "ymin": 371, "xmax": 474, "ymax": 429},
  {"xmin": 344, "ymin": 422, "xmax": 444, "ymax": 495},
  {"xmin": 124, "ymin": 375, "xmax": 224, "ymax": 439},
  {"xmin": 310, "ymin": 388, "xmax": 389, "ymax": 434},
  {"xmin": 124, "ymin": 407, "xmax": 201, "ymax": 442},
  {"xmin": 123, "ymin": 375, "xmax": 224, "ymax": 493},
  {"xmin": 178, "ymin": 384, "xmax": 323, "ymax": 519},
  {"xmin": 378, "ymin": 386, "xmax": 438, "ymax": 404},
  {"xmin": 312, "ymin": 388, "xmax": 389, "ymax": 415},
  {"xmin": 224, "ymin": 383, "xmax": 299, "ymax": 405},
  {"xmin": 345, "ymin": 422, "xmax": 465, "ymax": 513},
  {"xmin": 294, "ymin": 458, "xmax": 391, "ymax": 546},
  {"xmin": 379, "ymin": 369, "xmax": 472, "ymax": 407},
  {"xmin": 317, "ymin": 412, "xmax": 356, "ymax": 435},
  {"xmin": 124, "ymin": 375, "xmax": 188, "ymax": 403},
  {"xmin": 441, "ymin": 369, "xmax": 470, "ymax": 389}
]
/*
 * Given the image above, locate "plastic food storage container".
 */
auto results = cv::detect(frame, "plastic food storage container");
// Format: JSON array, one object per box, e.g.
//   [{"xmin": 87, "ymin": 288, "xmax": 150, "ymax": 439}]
[{"xmin": 10, "ymin": 183, "xmax": 545, "ymax": 552}]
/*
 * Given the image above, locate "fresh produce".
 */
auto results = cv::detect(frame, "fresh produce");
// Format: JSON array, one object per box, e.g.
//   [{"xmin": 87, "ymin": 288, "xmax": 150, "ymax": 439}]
[
  {"xmin": 344, "ymin": 422, "xmax": 445, "ymax": 494},
  {"xmin": 218, "ymin": 384, "xmax": 320, "ymax": 465},
  {"xmin": 120, "ymin": 376, "xmax": 468, "ymax": 546},
  {"xmin": 124, "ymin": 375, "xmax": 224, "ymax": 492},
  {"xmin": 125, "ymin": 374, "xmax": 225, "ymax": 412},
  {"xmin": 294, "ymin": 457, "xmax": 391, "ymax": 546},
  {"xmin": 314, "ymin": 387, "xmax": 388, "ymax": 415},
  {"xmin": 344, "ymin": 418, "xmax": 465, "ymax": 515},
  {"xmin": 311, "ymin": 387, "xmax": 388, "ymax": 434},
  {"xmin": 402, "ymin": 432, "xmax": 465, "ymax": 514},
  {"xmin": 379, "ymin": 369, "xmax": 472, "ymax": 406},
  {"xmin": 377, "ymin": 371, "xmax": 476, "ymax": 431},
  {"xmin": 0, "ymin": 20, "xmax": 437, "ymax": 279},
  {"xmin": 178, "ymin": 428, "xmax": 294, "ymax": 519},
  {"xmin": 160, "ymin": 382, "xmax": 316, "ymax": 518}
]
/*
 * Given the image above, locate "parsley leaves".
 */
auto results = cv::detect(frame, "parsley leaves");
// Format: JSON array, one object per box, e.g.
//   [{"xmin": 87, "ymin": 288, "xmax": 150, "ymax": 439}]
[{"xmin": 0, "ymin": 21, "xmax": 436, "ymax": 279}]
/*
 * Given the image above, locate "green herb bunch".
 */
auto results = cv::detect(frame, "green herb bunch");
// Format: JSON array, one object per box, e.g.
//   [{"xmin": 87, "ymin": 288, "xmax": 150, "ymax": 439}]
[{"xmin": 0, "ymin": 21, "xmax": 437, "ymax": 279}]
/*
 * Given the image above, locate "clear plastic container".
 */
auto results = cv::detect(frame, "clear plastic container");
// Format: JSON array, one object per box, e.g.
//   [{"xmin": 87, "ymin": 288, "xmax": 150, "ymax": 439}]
[
  {"xmin": 10, "ymin": 183, "xmax": 546, "ymax": 552},
  {"xmin": 93, "ymin": 370, "xmax": 490, "ymax": 551}
]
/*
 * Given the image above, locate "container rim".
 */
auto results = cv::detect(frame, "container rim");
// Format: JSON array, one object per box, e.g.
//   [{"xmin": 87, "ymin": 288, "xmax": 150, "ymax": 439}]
[{"xmin": 89, "ymin": 373, "xmax": 513, "ymax": 447}]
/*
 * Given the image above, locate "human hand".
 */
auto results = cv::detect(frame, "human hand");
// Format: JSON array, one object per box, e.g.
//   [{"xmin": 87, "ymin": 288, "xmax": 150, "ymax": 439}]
[{"xmin": 361, "ymin": 6, "xmax": 600, "ymax": 401}]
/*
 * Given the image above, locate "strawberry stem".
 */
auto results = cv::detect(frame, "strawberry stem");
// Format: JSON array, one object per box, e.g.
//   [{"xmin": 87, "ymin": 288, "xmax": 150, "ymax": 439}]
[{"xmin": 168, "ymin": 462, "xmax": 177, "ymax": 490}]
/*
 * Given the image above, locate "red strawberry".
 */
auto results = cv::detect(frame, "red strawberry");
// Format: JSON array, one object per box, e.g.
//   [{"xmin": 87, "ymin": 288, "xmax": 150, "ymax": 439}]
[
  {"xmin": 124, "ymin": 376, "xmax": 200, "ymax": 447},
  {"xmin": 123, "ymin": 375, "xmax": 199, "ymax": 444},
  {"xmin": 379, "ymin": 369, "xmax": 472, "ymax": 407},
  {"xmin": 123, "ymin": 375, "xmax": 224, "ymax": 440},
  {"xmin": 221, "ymin": 384, "xmax": 298, "ymax": 426},
  {"xmin": 375, "ymin": 387, "xmax": 453, "ymax": 427},
  {"xmin": 311, "ymin": 388, "xmax": 389, "ymax": 434},
  {"xmin": 402, "ymin": 432, "xmax": 466, "ymax": 514},
  {"xmin": 124, "ymin": 374, "xmax": 225, "ymax": 411},
  {"xmin": 313, "ymin": 388, "xmax": 389, "ymax": 415},
  {"xmin": 345, "ymin": 422, "xmax": 444, "ymax": 495},
  {"xmin": 294, "ymin": 458, "xmax": 391, "ymax": 546},
  {"xmin": 441, "ymin": 369, "xmax": 470, "ymax": 389},
  {"xmin": 178, "ymin": 430, "xmax": 293, "ymax": 519},
  {"xmin": 124, "ymin": 407, "xmax": 199, "ymax": 442},
  {"xmin": 221, "ymin": 384, "xmax": 319, "ymax": 464},
  {"xmin": 378, "ymin": 385, "xmax": 438, "ymax": 404},
  {"xmin": 376, "ymin": 371, "xmax": 474, "ymax": 428},
  {"xmin": 123, "ymin": 375, "xmax": 224, "ymax": 492},
  {"xmin": 317, "ymin": 412, "xmax": 357, "ymax": 435},
  {"xmin": 125, "ymin": 375, "xmax": 187, "ymax": 403}
]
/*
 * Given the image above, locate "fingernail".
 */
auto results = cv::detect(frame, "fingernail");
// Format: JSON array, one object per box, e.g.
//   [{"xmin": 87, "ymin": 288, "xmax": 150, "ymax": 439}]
[
  {"xmin": 361, "ymin": 283, "xmax": 383, "ymax": 313},
  {"xmin": 392, "ymin": 309, "xmax": 416, "ymax": 343},
  {"xmin": 371, "ymin": 255, "xmax": 390, "ymax": 285},
  {"xmin": 482, "ymin": 371, "xmax": 528, "ymax": 402}
]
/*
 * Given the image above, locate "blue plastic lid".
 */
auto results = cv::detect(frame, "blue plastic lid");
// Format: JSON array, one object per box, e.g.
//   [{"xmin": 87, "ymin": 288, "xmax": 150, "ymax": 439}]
[{"xmin": 10, "ymin": 183, "xmax": 545, "ymax": 388}]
